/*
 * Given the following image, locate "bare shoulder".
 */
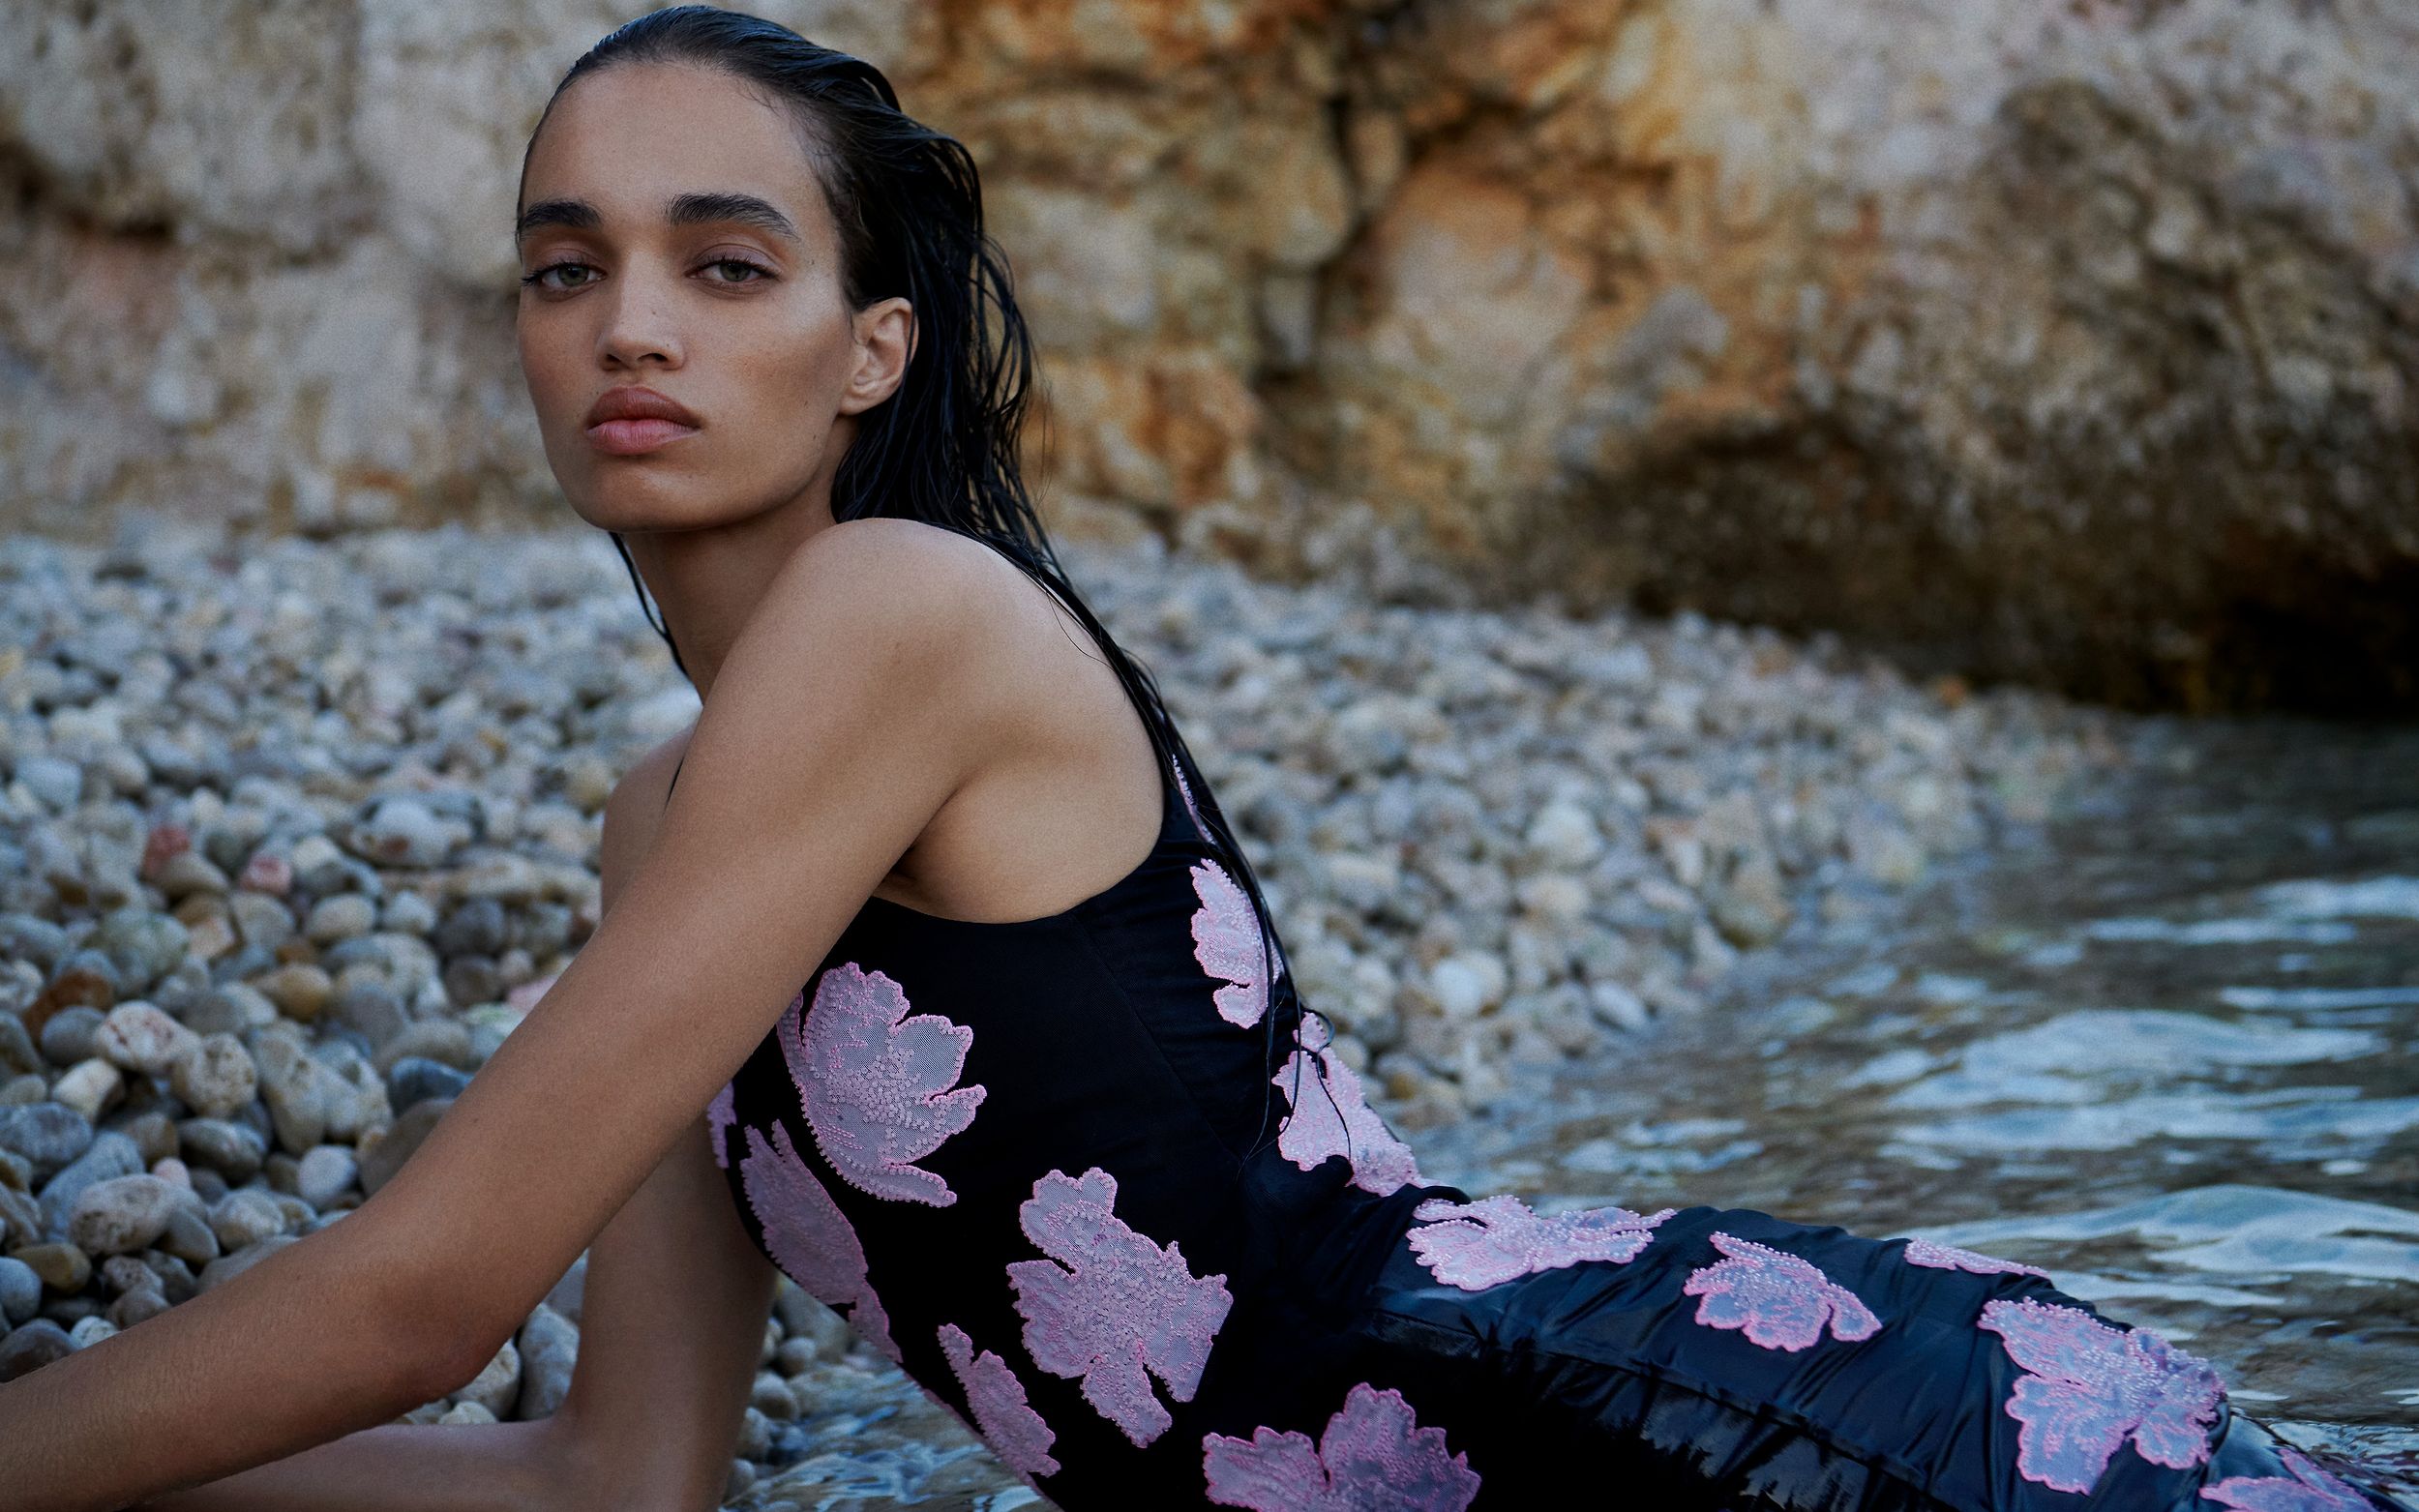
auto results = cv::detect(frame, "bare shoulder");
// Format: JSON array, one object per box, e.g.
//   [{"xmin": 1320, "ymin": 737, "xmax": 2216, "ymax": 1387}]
[
  {"xmin": 807, "ymin": 517, "xmax": 1099, "ymax": 648},
  {"xmin": 601, "ymin": 520, "xmax": 1057, "ymax": 912},
  {"xmin": 774, "ymin": 516, "xmax": 1020, "ymax": 616},
  {"xmin": 741, "ymin": 516, "xmax": 1047, "ymax": 718}
]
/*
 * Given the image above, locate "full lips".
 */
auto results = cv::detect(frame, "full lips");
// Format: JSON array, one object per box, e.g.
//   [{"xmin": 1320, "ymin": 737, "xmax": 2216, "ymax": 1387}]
[{"xmin": 587, "ymin": 417, "xmax": 699, "ymax": 456}]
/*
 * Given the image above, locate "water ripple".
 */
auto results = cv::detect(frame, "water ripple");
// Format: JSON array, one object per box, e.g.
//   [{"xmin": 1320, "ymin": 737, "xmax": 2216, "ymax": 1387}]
[{"xmin": 1918, "ymin": 1185, "xmax": 2419, "ymax": 1286}]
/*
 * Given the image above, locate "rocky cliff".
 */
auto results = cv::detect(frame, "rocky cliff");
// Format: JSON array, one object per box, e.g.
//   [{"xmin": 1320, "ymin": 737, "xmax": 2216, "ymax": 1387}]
[{"xmin": 4, "ymin": 0, "xmax": 2413, "ymax": 710}]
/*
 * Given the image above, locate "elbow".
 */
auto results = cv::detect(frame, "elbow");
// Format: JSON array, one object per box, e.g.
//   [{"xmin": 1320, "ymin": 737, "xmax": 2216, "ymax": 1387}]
[
  {"xmin": 378, "ymin": 1321, "xmax": 484, "ymax": 1413},
  {"xmin": 371, "ymin": 1263, "xmax": 523, "ymax": 1409},
  {"xmin": 398, "ymin": 1299, "xmax": 523, "ymax": 1408},
  {"xmin": 403, "ymin": 1339, "xmax": 490, "ymax": 1410},
  {"xmin": 343, "ymin": 1213, "xmax": 529, "ymax": 1406}
]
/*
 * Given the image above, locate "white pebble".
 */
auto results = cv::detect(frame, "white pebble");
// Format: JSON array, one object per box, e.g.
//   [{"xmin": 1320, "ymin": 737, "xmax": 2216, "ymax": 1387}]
[
  {"xmin": 171, "ymin": 1033, "xmax": 259, "ymax": 1119},
  {"xmin": 95, "ymin": 1002, "xmax": 201, "ymax": 1078},
  {"xmin": 1427, "ymin": 953, "xmax": 1506, "ymax": 1020},
  {"xmin": 1588, "ymin": 981, "xmax": 1653, "ymax": 1033},
  {"xmin": 1523, "ymin": 802, "xmax": 1604, "ymax": 868},
  {"xmin": 67, "ymin": 1173, "xmax": 180, "ymax": 1256},
  {"xmin": 209, "ymin": 1190, "xmax": 287, "ymax": 1251},
  {"xmin": 68, "ymin": 1315, "xmax": 120, "ymax": 1349},
  {"xmin": 294, "ymin": 1145, "xmax": 358, "ymax": 1210},
  {"xmin": 51, "ymin": 1058, "xmax": 124, "ymax": 1119}
]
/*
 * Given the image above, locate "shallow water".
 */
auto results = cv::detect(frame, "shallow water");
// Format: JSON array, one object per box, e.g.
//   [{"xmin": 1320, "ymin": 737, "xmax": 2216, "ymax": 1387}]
[{"xmin": 1418, "ymin": 716, "xmax": 2419, "ymax": 1500}]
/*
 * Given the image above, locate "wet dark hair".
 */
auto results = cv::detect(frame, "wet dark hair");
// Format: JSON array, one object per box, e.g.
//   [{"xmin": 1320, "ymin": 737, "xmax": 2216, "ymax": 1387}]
[{"xmin": 520, "ymin": 6, "xmax": 1327, "ymax": 1154}]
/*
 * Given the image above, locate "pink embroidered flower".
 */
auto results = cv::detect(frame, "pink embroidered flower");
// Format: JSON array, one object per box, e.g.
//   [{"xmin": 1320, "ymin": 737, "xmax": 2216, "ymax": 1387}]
[
  {"xmin": 735, "ymin": 1121, "xmax": 899, "ymax": 1361},
  {"xmin": 937, "ymin": 1322, "xmax": 1061, "ymax": 1481},
  {"xmin": 1005, "ymin": 1166, "xmax": 1235, "ymax": 1446},
  {"xmin": 2201, "ymin": 1449, "xmax": 2376, "ymax": 1511},
  {"xmin": 1682, "ymin": 1232, "xmax": 1883, "ymax": 1351},
  {"xmin": 1901, "ymin": 1237, "xmax": 2051, "ymax": 1281},
  {"xmin": 780, "ymin": 964, "xmax": 987, "ymax": 1206},
  {"xmin": 1407, "ymin": 1194, "xmax": 1675, "ymax": 1290},
  {"xmin": 1978, "ymin": 1296, "xmax": 2225, "ymax": 1495},
  {"xmin": 706, "ymin": 1082, "xmax": 736, "ymax": 1171},
  {"xmin": 1189, "ymin": 857, "xmax": 1270, "ymax": 1027},
  {"xmin": 1202, "ymin": 1381, "xmax": 1481, "ymax": 1512},
  {"xmin": 1272, "ymin": 1045, "xmax": 1423, "ymax": 1196}
]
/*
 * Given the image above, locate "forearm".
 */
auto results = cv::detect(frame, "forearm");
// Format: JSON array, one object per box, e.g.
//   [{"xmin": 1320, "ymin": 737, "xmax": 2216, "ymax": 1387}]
[
  {"xmin": 0, "ymin": 1213, "xmax": 474, "ymax": 1512},
  {"xmin": 123, "ymin": 1418, "xmax": 569, "ymax": 1512}
]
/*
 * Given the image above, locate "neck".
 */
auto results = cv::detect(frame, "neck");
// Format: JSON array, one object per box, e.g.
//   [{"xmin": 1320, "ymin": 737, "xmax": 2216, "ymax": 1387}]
[{"xmin": 620, "ymin": 492, "xmax": 840, "ymax": 704}]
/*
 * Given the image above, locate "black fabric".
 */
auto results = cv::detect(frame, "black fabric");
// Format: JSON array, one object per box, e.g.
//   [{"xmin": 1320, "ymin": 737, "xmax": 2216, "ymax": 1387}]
[{"xmin": 673, "ymin": 743, "xmax": 2404, "ymax": 1511}]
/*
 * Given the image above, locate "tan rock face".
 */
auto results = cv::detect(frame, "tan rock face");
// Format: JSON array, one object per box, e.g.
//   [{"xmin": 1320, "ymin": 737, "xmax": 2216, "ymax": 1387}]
[{"xmin": 3, "ymin": 0, "xmax": 2414, "ymax": 709}]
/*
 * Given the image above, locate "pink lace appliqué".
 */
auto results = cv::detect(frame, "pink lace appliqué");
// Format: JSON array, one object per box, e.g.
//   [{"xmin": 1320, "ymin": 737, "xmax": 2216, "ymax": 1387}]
[
  {"xmin": 780, "ymin": 964, "xmax": 987, "ymax": 1206},
  {"xmin": 1902, "ymin": 1237, "xmax": 2051, "ymax": 1280},
  {"xmin": 937, "ymin": 1322, "xmax": 1061, "ymax": 1482},
  {"xmin": 2201, "ymin": 1449, "xmax": 2375, "ymax": 1511},
  {"xmin": 1005, "ymin": 1166, "xmax": 1235, "ymax": 1446},
  {"xmin": 1978, "ymin": 1296, "xmax": 2225, "ymax": 1494},
  {"xmin": 735, "ymin": 1121, "xmax": 899, "ymax": 1361},
  {"xmin": 1273, "ymin": 1043, "xmax": 1422, "ymax": 1196},
  {"xmin": 1407, "ymin": 1194, "xmax": 1676, "ymax": 1290},
  {"xmin": 1189, "ymin": 857, "xmax": 1270, "ymax": 1028},
  {"xmin": 1682, "ymin": 1231, "xmax": 1883, "ymax": 1351},
  {"xmin": 1201, "ymin": 1380, "xmax": 1481, "ymax": 1512},
  {"xmin": 706, "ymin": 1081, "xmax": 736, "ymax": 1171}
]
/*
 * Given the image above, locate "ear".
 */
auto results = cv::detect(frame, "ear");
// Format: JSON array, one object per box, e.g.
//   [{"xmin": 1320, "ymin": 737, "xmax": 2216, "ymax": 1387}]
[{"xmin": 838, "ymin": 296, "xmax": 914, "ymax": 415}]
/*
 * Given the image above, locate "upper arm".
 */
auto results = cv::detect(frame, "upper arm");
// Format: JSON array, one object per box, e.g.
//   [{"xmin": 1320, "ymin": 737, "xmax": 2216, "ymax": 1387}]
[{"xmin": 362, "ymin": 519, "xmax": 1005, "ymax": 1379}]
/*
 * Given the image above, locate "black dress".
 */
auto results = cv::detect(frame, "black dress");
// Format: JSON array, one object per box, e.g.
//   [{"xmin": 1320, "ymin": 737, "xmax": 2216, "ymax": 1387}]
[{"xmin": 672, "ymin": 704, "xmax": 2404, "ymax": 1511}]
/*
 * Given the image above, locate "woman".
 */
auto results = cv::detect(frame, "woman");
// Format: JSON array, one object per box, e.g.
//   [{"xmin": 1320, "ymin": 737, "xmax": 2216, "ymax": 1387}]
[{"xmin": 1, "ymin": 9, "xmax": 2401, "ymax": 1510}]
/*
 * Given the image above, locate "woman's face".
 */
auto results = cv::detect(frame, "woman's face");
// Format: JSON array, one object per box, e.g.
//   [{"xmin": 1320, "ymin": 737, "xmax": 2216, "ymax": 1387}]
[{"xmin": 513, "ymin": 61, "xmax": 910, "ymax": 534}]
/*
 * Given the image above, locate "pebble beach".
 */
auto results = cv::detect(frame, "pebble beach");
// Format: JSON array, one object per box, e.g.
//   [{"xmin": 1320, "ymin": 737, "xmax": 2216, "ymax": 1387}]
[{"xmin": 0, "ymin": 517, "xmax": 2141, "ymax": 1506}]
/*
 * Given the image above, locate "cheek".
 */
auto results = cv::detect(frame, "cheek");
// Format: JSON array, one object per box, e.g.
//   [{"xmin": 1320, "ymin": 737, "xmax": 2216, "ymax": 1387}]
[
  {"xmin": 513, "ymin": 327, "xmax": 579, "ymax": 490},
  {"xmin": 515, "ymin": 319, "xmax": 576, "ymax": 420},
  {"xmin": 717, "ymin": 326, "xmax": 859, "ymax": 456},
  {"xmin": 759, "ymin": 307, "xmax": 858, "ymax": 401}
]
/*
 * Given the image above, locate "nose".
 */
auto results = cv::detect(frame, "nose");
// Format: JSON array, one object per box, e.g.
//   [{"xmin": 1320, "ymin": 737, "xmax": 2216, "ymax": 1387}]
[{"xmin": 596, "ymin": 267, "xmax": 683, "ymax": 371}]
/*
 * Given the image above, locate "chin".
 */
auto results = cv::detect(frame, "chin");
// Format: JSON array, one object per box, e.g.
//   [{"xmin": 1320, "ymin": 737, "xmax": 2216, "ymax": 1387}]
[
  {"xmin": 559, "ymin": 458, "xmax": 715, "ymax": 527},
  {"xmin": 561, "ymin": 486, "xmax": 700, "ymax": 536}
]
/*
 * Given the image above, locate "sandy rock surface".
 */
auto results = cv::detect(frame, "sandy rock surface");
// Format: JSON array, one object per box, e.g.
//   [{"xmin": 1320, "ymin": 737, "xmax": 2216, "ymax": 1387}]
[{"xmin": 4, "ymin": 1, "xmax": 2413, "ymax": 707}]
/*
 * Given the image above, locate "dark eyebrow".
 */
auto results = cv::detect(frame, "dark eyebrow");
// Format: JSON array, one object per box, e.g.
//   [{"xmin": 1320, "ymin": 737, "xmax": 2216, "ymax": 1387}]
[{"xmin": 513, "ymin": 191, "xmax": 801, "ymax": 245}]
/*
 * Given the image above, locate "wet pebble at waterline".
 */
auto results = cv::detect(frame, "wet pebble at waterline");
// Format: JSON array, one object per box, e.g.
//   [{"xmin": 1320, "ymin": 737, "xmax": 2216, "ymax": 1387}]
[{"xmin": 0, "ymin": 519, "xmax": 2137, "ymax": 1506}]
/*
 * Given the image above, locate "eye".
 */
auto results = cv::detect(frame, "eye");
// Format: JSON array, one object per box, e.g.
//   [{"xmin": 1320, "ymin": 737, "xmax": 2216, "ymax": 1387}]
[
  {"xmin": 702, "ymin": 256, "xmax": 773, "ymax": 284},
  {"xmin": 520, "ymin": 261, "xmax": 594, "ymax": 292}
]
